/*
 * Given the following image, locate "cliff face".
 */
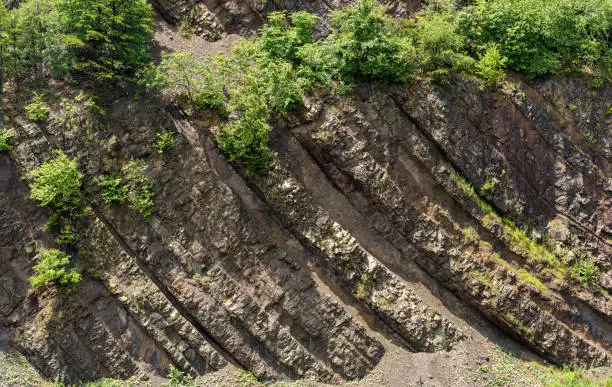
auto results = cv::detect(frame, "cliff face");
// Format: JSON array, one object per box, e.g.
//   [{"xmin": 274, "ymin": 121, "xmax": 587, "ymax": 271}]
[
  {"xmin": 152, "ymin": 0, "xmax": 421, "ymax": 35},
  {"xmin": 0, "ymin": 1, "xmax": 610, "ymax": 386}
]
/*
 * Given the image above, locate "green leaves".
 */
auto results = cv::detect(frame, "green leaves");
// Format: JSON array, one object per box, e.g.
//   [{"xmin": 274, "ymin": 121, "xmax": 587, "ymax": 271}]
[
  {"xmin": 146, "ymin": 51, "xmax": 225, "ymax": 112},
  {"xmin": 461, "ymin": 0, "xmax": 611, "ymax": 78},
  {"xmin": 25, "ymin": 92, "xmax": 50, "ymax": 121},
  {"xmin": 217, "ymin": 73, "xmax": 273, "ymax": 177},
  {"xmin": 121, "ymin": 159, "xmax": 154, "ymax": 218},
  {"xmin": 322, "ymin": 0, "xmax": 416, "ymax": 83},
  {"xmin": 476, "ymin": 44, "xmax": 507, "ymax": 86},
  {"xmin": 29, "ymin": 150, "xmax": 83, "ymax": 217},
  {"xmin": 97, "ymin": 160, "xmax": 155, "ymax": 218},
  {"xmin": 97, "ymin": 174, "xmax": 128, "ymax": 205},
  {"xmin": 55, "ymin": 0, "xmax": 153, "ymax": 79},
  {"xmin": 260, "ymin": 11, "xmax": 319, "ymax": 62},
  {"xmin": 0, "ymin": 127, "xmax": 15, "ymax": 151},
  {"xmin": 29, "ymin": 248, "xmax": 82, "ymax": 291},
  {"xmin": 153, "ymin": 131, "xmax": 176, "ymax": 154}
]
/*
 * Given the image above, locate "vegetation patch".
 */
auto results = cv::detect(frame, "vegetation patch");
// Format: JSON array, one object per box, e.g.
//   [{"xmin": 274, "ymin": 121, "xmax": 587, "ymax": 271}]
[
  {"xmin": 0, "ymin": 127, "xmax": 15, "ymax": 151},
  {"xmin": 29, "ymin": 248, "xmax": 81, "ymax": 291},
  {"xmin": 25, "ymin": 92, "xmax": 50, "ymax": 122},
  {"xmin": 570, "ymin": 258, "xmax": 600, "ymax": 287},
  {"xmin": 29, "ymin": 149, "xmax": 83, "ymax": 227},
  {"xmin": 97, "ymin": 174, "xmax": 128, "ymax": 205},
  {"xmin": 122, "ymin": 159, "xmax": 154, "ymax": 218},
  {"xmin": 449, "ymin": 169, "xmax": 566, "ymax": 289},
  {"xmin": 517, "ymin": 268, "xmax": 548, "ymax": 294},
  {"xmin": 153, "ymin": 131, "xmax": 176, "ymax": 153}
]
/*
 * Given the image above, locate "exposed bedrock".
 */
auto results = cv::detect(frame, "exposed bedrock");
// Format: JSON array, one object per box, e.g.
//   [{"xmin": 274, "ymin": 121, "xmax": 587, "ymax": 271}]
[
  {"xmin": 279, "ymin": 81, "xmax": 610, "ymax": 367},
  {"xmin": 1, "ymin": 71, "xmax": 610, "ymax": 384}
]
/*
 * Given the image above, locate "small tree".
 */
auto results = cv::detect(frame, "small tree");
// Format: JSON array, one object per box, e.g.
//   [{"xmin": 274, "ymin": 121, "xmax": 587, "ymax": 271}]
[
  {"xmin": 322, "ymin": 0, "xmax": 416, "ymax": 83},
  {"xmin": 217, "ymin": 73, "xmax": 273, "ymax": 177},
  {"xmin": 146, "ymin": 51, "xmax": 225, "ymax": 112},
  {"xmin": 0, "ymin": 127, "xmax": 15, "ymax": 151},
  {"xmin": 59, "ymin": 0, "xmax": 153, "ymax": 78},
  {"xmin": 29, "ymin": 150, "xmax": 83, "ymax": 222},
  {"xmin": 30, "ymin": 248, "xmax": 81, "ymax": 290},
  {"xmin": 25, "ymin": 92, "xmax": 50, "ymax": 121},
  {"xmin": 122, "ymin": 159, "xmax": 154, "ymax": 218},
  {"xmin": 476, "ymin": 45, "xmax": 507, "ymax": 86}
]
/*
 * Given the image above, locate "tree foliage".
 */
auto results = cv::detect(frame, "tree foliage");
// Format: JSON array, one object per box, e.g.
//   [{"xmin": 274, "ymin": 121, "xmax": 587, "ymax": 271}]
[
  {"xmin": 304, "ymin": 0, "xmax": 416, "ymax": 83},
  {"xmin": 0, "ymin": 127, "xmax": 15, "ymax": 151},
  {"xmin": 460, "ymin": 0, "xmax": 611, "ymax": 78},
  {"xmin": 148, "ymin": 0, "xmax": 611, "ymax": 177},
  {"xmin": 57, "ymin": 0, "xmax": 153, "ymax": 79},
  {"xmin": 122, "ymin": 159, "xmax": 154, "ymax": 218},
  {"xmin": 30, "ymin": 248, "xmax": 82, "ymax": 291},
  {"xmin": 97, "ymin": 174, "xmax": 128, "ymax": 205},
  {"xmin": 0, "ymin": 0, "xmax": 153, "ymax": 88},
  {"xmin": 29, "ymin": 150, "xmax": 83, "ymax": 220},
  {"xmin": 146, "ymin": 51, "xmax": 225, "ymax": 111}
]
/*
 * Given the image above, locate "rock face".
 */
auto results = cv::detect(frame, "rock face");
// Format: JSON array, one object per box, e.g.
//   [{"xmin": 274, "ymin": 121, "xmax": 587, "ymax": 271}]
[
  {"xmin": 0, "ymin": 1, "xmax": 611, "ymax": 385},
  {"xmin": 150, "ymin": 0, "xmax": 421, "ymax": 35}
]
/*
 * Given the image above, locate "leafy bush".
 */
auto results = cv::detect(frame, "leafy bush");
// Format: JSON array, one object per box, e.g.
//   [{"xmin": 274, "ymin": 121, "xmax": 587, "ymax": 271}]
[
  {"xmin": 55, "ymin": 224, "xmax": 78, "ymax": 246},
  {"xmin": 29, "ymin": 249, "xmax": 81, "ymax": 291},
  {"xmin": 97, "ymin": 174, "xmax": 128, "ymax": 205},
  {"xmin": 0, "ymin": 127, "xmax": 15, "ymax": 151},
  {"xmin": 29, "ymin": 150, "xmax": 83, "ymax": 221},
  {"xmin": 122, "ymin": 159, "xmax": 154, "ymax": 218},
  {"xmin": 460, "ymin": 0, "xmax": 611, "ymax": 78},
  {"xmin": 164, "ymin": 365, "xmax": 194, "ymax": 387},
  {"xmin": 25, "ymin": 93, "xmax": 50, "ymax": 122},
  {"xmin": 410, "ymin": 7, "xmax": 474, "ymax": 74},
  {"xmin": 146, "ymin": 51, "xmax": 225, "ymax": 112},
  {"xmin": 153, "ymin": 131, "xmax": 175, "ymax": 153},
  {"xmin": 310, "ymin": 0, "xmax": 416, "ymax": 83},
  {"xmin": 476, "ymin": 44, "xmax": 508, "ymax": 86},
  {"xmin": 570, "ymin": 259, "xmax": 599, "ymax": 287},
  {"xmin": 217, "ymin": 74, "xmax": 273, "ymax": 177},
  {"xmin": 260, "ymin": 11, "xmax": 319, "ymax": 62}
]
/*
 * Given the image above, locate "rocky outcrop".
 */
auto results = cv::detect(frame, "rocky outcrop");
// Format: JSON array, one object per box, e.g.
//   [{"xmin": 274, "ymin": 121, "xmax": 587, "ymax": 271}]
[
  {"xmin": 151, "ymin": 0, "xmax": 422, "ymax": 36},
  {"xmin": 280, "ymin": 84, "xmax": 611, "ymax": 366},
  {"xmin": 0, "ymin": 153, "xmax": 173, "ymax": 384}
]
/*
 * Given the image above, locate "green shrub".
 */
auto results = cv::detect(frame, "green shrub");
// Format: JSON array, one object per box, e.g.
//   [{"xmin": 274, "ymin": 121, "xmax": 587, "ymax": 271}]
[
  {"xmin": 570, "ymin": 259, "xmax": 599, "ymax": 287},
  {"xmin": 153, "ymin": 131, "xmax": 175, "ymax": 153},
  {"xmin": 411, "ymin": 7, "xmax": 474, "ymax": 74},
  {"xmin": 259, "ymin": 60, "xmax": 306, "ymax": 116},
  {"xmin": 217, "ymin": 74, "xmax": 273, "ymax": 177},
  {"xmin": 544, "ymin": 365, "xmax": 611, "ymax": 387},
  {"xmin": 97, "ymin": 174, "xmax": 128, "ymax": 205},
  {"xmin": 0, "ymin": 127, "xmax": 15, "ymax": 151},
  {"xmin": 476, "ymin": 44, "xmax": 507, "ymax": 86},
  {"xmin": 316, "ymin": 0, "xmax": 416, "ymax": 83},
  {"xmin": 146, "ymin": 51, "xmax": 225, "ymax": 112},
  {"xmin": 25, "ymin": 92, "xmax": 50, "ymax": 122},
  {"xmin": 29, "ymin": 150, "xmax": 83, "ymax": 221},
  {"xmin": 460, "ymin": 0, "xmax": 611, "ymax": 78},
  {"xmin": 29, "ymin": 249, "xmax": 81, "ymax": 291},
  {"xmin": 164, "ymin": 365, "xmax": 194, "ymax": 387},
  {"xmin": 122, "ymin": 159, "xmax": 154, "ymax": 218},
  {"xmin": 260, "ymin": 11, "xmax": 319, "ymax": 62},
  {"xmin": 55, "ymin": 224, "xmax": 78, "ymax": 246}
]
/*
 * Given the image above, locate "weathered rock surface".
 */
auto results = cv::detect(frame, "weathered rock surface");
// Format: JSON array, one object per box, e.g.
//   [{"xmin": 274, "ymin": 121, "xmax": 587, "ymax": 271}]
[
  {"xmin": 285, "ymin": 86, "xmax": 610, "ymax": 366},
  {"xmin": 0, "ymin": 1, "xmax": 611, "ymax": 384}
]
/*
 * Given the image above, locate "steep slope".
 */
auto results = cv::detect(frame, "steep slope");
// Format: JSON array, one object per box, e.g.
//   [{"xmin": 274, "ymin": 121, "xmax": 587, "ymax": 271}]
[{"xmin": 0, "ymin": 0, "xmax": 610, "ymax": 385}]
